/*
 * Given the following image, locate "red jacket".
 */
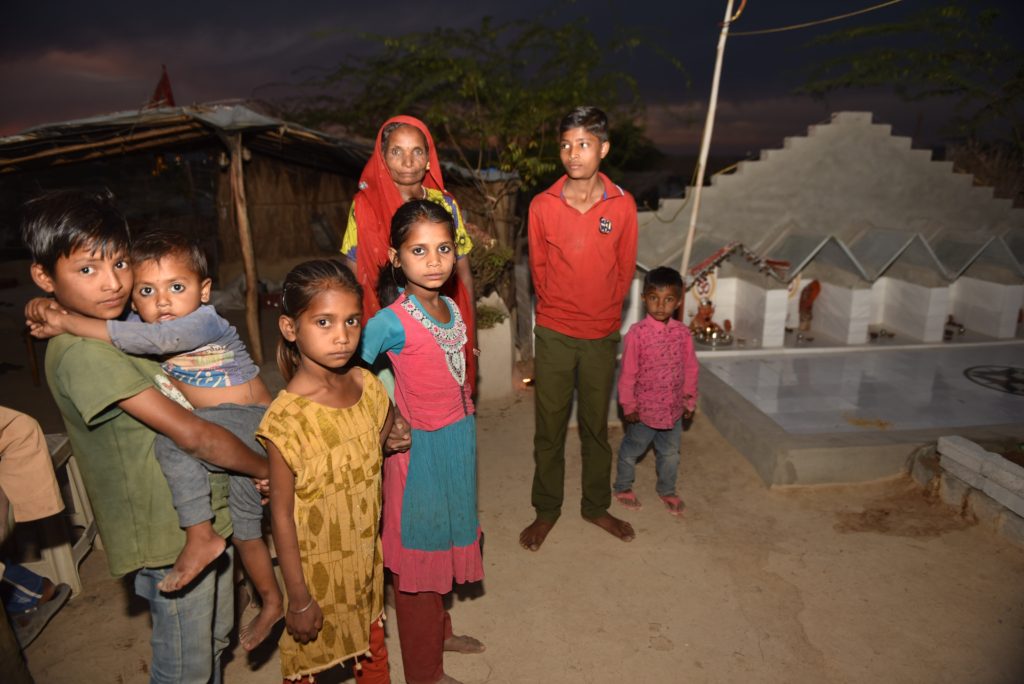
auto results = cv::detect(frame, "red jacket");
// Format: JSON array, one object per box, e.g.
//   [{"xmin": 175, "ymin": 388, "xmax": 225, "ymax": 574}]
[{"xmin": 528, "ymin": 173, "xmax": 638, "ymax": 339}]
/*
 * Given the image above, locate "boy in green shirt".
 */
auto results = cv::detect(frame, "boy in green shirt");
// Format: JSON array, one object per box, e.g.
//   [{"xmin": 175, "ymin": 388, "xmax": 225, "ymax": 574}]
[{"xmin": 21, "ymin": 188, "xmax": 268, "ymax": 683}]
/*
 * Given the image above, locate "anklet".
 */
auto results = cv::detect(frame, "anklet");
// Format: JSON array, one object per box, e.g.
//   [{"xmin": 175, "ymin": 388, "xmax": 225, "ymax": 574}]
[{"xmin": 289, "ymin": 597, "xmax": 315, "ymax": 614}]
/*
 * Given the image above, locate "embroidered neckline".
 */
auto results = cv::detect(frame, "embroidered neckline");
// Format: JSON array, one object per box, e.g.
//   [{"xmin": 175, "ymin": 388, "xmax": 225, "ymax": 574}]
[{"xmin": 401, "ymin": 295, "xmax": 468, "ymax": 386}]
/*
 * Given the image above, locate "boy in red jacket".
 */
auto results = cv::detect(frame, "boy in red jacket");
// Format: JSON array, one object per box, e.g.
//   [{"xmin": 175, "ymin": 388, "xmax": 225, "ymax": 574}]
[{"xmin": 520, "ymin": 106, "xmax": 639, "ymax": 551}]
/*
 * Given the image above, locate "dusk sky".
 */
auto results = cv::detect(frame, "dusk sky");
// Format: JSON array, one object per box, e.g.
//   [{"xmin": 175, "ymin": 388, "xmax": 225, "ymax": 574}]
[{"xmin": 3, "ymin": 1, "xmax": 1021, "ymax": 155}]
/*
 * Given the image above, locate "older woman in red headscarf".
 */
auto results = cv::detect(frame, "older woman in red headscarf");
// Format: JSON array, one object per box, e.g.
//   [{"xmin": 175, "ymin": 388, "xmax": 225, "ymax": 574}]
[{"xmin": 341, "ymin": 115, "xmax": 477, "ymax": 391}]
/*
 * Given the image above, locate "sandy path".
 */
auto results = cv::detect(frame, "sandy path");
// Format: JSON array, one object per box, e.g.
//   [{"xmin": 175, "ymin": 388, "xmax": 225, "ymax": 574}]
[{"xmin": 23, "ymin": 392, "xmax": 1024, "ymax": 683}]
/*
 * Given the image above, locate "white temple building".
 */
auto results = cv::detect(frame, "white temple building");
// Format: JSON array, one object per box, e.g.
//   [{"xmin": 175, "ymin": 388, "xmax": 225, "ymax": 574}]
[
  {"xmin": 635, "ymin": 111, "xmax": 1024, "ymax": 348},
  {"xmin": 633, "ymin": 112, "xmax": 1024, "ymax": 486}
]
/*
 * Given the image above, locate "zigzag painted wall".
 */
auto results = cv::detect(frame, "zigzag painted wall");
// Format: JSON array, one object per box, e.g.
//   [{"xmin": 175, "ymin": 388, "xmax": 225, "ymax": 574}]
[{"xmin": 636, "ymin": 112, "xmax": 1024, "ymax": 347}]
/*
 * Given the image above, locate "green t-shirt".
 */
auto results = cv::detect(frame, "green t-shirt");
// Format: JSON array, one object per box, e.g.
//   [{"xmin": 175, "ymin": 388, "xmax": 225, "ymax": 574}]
[{"xmin": 45, "ymin": 334, "xmax": 232, "ymax": 577}]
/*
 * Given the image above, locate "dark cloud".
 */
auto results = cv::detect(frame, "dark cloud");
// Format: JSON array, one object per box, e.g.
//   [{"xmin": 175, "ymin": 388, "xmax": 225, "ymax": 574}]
[{"xmin": 3, "ymin": 0, "xmax": 1020, "ymax": 151}]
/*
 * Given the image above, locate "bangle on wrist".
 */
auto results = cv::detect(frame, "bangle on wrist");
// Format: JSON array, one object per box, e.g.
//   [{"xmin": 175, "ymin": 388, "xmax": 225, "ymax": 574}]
[{"xmin": 288, "ymin": 597, "xmax": 315, "ymax": 614}]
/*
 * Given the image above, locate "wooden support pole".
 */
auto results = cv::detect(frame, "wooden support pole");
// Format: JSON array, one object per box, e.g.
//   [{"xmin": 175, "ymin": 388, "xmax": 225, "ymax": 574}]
[{"xmin": 227, "ymin": 134, "xmax": 263, "ymax": 365}]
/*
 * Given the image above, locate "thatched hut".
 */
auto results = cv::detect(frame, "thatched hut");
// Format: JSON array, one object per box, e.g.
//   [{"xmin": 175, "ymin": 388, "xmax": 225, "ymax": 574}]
[{"xmin": 0, "ymin": 103, "xmax": 513, "ymax": 362}]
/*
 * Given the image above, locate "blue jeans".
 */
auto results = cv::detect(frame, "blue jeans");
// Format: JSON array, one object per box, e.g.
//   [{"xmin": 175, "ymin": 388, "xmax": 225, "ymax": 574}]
[
  {"xmin": 134, "ymin": 548, "xmax": 234, "ymax": 684},
  {"xmin": 614, "ymin": 418, "xmax": 683, "ymax": 497}
]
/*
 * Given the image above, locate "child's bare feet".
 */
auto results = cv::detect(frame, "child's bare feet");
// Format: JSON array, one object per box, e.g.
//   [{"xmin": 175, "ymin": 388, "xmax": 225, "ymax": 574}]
[
  {"xmin": 234, "ymin": 537, "xmax": 284, "ymax": 650},
  {"xmin": 444, "ymin": 633, "xmax": 486, "ymax": 654},
  {"xmin": 157, "ymin": 523, "xmax": 227, "ymax": 592},
  {"xmin": 518, "ymin": 518, "xmax": 555, "ymax": 552},
  {"xmin": 583, "ymin": 512, "xmax": 635, "ymax": 542},
  {"xmin": 240, "ymin": 598, "xmax": 284, "ymax": 651}
]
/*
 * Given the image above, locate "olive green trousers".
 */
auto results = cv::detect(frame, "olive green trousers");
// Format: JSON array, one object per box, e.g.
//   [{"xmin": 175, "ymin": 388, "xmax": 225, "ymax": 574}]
[{"xmin": 531, "ymin": 325, "xmax": 620, "ymax": 521}]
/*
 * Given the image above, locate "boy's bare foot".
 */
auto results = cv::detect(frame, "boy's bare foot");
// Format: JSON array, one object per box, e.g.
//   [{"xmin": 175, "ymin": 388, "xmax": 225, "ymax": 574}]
[
  {"xmin": 437, "ymin": 675, "xmax": 464, "ymax": 684},
  {"xmin": 519, "ymin": 518, "xmax": 555, "ymax": 551},
  {"xmin": 444, "ymin": 634, "xmax": 486, "ymax": 654},
  {"xmin": 240, "ymin": 600, "xmax": 284, "ymax": 651},
  {"xmin": 157, "ymin": 525, "xmax": 227, "ymax": 592},
  {"xmin": 583, "ymin": 513, "xmax": 635, "ymax": 542}
]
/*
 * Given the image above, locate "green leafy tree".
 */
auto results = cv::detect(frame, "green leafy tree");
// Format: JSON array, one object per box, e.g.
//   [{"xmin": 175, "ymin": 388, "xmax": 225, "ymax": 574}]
[
  {"xmin": 799, "ymin": 1, "xmax": 1023, "ymax": 154},
  {"xmin": 287, "ymin": 13, "xmax": 681, "ymax": 247}
]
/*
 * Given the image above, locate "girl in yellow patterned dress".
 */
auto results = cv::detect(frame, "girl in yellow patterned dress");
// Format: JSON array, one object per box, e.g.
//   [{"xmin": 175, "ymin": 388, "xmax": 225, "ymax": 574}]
[{"xmin": 257, "ymin": 260, "xmax": 395, "ymax": 683}]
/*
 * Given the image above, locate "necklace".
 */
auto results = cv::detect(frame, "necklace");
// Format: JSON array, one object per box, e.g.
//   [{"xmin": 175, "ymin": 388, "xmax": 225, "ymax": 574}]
[{"xmin": 401, "ymin": 295, "xmax": 467, "ymax": 386}]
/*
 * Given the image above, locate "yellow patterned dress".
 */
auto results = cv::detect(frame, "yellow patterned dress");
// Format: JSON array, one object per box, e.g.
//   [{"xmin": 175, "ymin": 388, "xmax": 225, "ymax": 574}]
[{"xmin": 256, "ymin": 369, "xmax": 389, "ymax": 680}]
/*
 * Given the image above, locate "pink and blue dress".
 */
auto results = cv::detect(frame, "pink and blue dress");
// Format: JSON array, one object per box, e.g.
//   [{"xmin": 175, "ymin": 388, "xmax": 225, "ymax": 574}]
[{"xmin": 360, "ymin": 292, "xmax": 483, "ymax": 593}]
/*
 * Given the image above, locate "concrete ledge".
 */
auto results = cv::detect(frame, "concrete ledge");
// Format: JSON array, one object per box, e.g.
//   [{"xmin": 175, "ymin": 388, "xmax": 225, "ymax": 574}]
[
  {"xmin": 939, "ymin": 472, "xmax": 971, "ymax": 508},
  {"xmin": 984, "ymin": 453, "xmax": 1024, "ymax": 497},
  {"xmin": 938, "ymin": 435, "xmax": 988, "ymax": 472},
  {"xmin": 982, "ymin": 479, "xmax": 1024, "ymax": 518},
  {"xmin": 939, "ymin": 454, "xmax": 986, "ymax": 489},
  {"xmin": 700, "ymin": 368, "xmax": 1024, "ymax": 487},
  {"xmin": 937, "ymin": 436, "xmax": 1024, "ymax": 517},
  {"xmin": 915, "ymin": 436, "xmax": 1024, "ymax": 548}
]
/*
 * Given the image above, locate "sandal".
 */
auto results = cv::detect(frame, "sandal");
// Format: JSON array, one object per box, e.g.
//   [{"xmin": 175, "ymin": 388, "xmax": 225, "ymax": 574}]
[
  {"xmin": 659, "ymin": 495, "xmax": 685, "ymax": 517},
  {"xmin": 613, "ymin": 490, "xmax": 642, "ymax": 511}
]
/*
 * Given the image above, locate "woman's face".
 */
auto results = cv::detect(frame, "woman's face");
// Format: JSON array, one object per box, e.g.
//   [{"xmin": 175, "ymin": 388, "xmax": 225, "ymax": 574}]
[{"xmin": 384, "ymin": 125, "xmax": 429, "ymax": 189}]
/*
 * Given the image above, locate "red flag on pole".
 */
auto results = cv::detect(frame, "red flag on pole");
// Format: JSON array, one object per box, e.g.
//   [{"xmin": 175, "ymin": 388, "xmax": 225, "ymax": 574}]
[{"xmin": 147, "ymin": 64, "xmax": 176, "ymax": 108}]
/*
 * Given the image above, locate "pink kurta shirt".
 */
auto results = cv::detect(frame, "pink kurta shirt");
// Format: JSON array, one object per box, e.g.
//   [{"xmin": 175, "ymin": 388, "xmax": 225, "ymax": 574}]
[{"xmin": 617, "ymin": 315, "xmax": 699, "ymax": 429}]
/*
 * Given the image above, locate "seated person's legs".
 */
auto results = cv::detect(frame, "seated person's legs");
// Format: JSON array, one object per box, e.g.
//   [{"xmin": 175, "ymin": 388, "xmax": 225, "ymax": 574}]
[{"xmin": 1, "ymin": 563, "xmax": 71, "ymax": 648}]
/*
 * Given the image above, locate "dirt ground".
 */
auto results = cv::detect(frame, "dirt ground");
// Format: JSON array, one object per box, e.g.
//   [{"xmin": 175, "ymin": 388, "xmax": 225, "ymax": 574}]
[
  {"xmin": 17, "ymin": 388, "xmax": 1024, "ymax": 684},
  {"xmin": 3, "ymin": 271, "xmax": 1022, "ymax": 683}
]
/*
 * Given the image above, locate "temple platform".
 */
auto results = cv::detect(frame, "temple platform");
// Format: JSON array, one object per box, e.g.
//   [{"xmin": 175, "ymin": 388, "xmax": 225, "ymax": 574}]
[{"xmin": 697, "ymin": 340, "xmax": 1024, "ymax": 485}]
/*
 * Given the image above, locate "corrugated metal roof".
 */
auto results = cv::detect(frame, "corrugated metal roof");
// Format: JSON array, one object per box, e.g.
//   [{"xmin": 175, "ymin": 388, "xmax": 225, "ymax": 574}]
[{"xmin": 0, "ymin": 103, "xmax": 517, "ymax": 183}]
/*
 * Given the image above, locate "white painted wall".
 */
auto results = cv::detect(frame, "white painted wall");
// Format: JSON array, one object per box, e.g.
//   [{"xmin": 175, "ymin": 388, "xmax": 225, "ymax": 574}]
[
  {"xmin": 878, "ymin": 277, "xmax": 949, "ymax": 342},
  {"xmin": 952, "ymin": 277, "xmax": 1024, "ymax": 338},
  {"xmin": 870, "ymin": 278, "xmax": 888, "ymax": 325},
  {"xmin": 787, "ymin": 280, "xmax": 805, "ymax": 329},
  {"xmin": 713, "ymin": 277, "xmax": 738, "ymax": 329},
  {"xmin": 621, "ymin": 274, "xmax": 643, "ymax": 335},
  {"xmin": 732, "ymin": 279, "xmax": 788, "ymax": 348},
  {"xmin": 763, "ymin": 289, "xmax": 789, "ymax": 347},
  {"xmin": 733, "ymin": 279, "xmax": 765, "ymax": 345},
  {"xmin": 815, "ymin": 282, "xmax": 871, "ymax": 344}
]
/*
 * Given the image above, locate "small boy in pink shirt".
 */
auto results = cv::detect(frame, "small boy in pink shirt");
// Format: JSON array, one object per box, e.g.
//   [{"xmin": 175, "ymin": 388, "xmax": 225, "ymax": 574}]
[{"xmin": 614, "ymin": 266, "xmax": 699, "ymax": 516}]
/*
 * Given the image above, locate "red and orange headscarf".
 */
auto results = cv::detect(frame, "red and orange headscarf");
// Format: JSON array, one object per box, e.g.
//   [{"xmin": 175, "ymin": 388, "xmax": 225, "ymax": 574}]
[{"xmin": 352, "ymin": 115, "xmax": 477, "ymax": 392}]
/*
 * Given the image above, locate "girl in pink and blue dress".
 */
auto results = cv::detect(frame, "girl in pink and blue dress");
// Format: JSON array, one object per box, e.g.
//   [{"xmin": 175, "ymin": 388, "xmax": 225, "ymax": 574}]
[{"xmin": 360, "ymin": 199, "xmax": 484, "ymax": 684}]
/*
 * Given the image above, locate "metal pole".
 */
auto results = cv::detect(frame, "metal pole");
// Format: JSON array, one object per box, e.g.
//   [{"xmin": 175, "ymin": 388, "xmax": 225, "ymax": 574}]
[{"xmin": 680, "ymin": 0, "xmax": 736, "ymax": 284}]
